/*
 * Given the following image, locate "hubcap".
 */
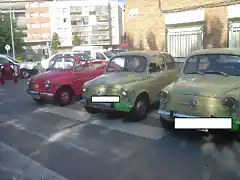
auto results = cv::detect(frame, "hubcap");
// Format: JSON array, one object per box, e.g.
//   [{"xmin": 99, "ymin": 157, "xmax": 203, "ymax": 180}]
[
  {"xmin": 61, "ymin": 92, "xmax": 69, "ymax": 103},
  {"xmin": 135, "ymin": 101, "xmax": 147, "ymax": 116},
  {"xmin": 22, "ymin": 71, "xmax": 29, "ymax": 78}
]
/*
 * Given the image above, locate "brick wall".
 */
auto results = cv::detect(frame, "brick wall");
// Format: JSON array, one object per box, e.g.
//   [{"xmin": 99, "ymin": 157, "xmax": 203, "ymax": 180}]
[
  {"xmin": 125, "ymin": 0, "xmax": 229, "ymax": 51},
  {"xmin": 124, "ymin": 0, "xmax": 166, "ymax": 51}
]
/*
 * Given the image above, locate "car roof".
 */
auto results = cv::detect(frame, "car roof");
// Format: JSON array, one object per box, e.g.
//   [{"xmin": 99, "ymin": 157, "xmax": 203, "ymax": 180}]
[
  {"xmin": 55, "ymin": 52, "xmax": 87, "ymax": 55},
  {"xmin": 114, "ymin": 51, "xmax": 170, "ymax": 58},
  {"xmin": 188, "ymin": 48, "xmax": 240, "ymax": 56}
]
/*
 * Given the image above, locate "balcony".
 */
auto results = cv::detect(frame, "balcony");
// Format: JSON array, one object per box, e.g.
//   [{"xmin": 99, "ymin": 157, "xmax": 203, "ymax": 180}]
[
  {"xmin": 96, "ymin": 15, "xmax": 109, "ymax": 22},
  {"xmin": 70, "ymin": 16, "xmax": 82, "ymax": 21},
  {"xmin": 98, "ymin": 35, "xmax": 109, "ymax": 40},
  {"xmin": 70, "ymin": 7, "xmax": 82, "ymax": 14},
  {"xmin": 71, "ymin": 26, "xmax": 84, "ymax": 33},
  {"xmin": 71, "ymin": 21, "xmax": 89, "ymax": 26},
  {"xmin": 97, "ymin": 25, "xmax": 109, "ymax": 31}
]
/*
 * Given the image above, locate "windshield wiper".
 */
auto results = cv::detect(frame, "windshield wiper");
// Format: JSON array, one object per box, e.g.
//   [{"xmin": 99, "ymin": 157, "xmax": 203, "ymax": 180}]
[
  {"xmin": 205, "ymin": 71, "xmax": 228, "ymax": 77},
  {"xmin": 185, "ymin": 71, "xmax": 205, "ymax": 75}
]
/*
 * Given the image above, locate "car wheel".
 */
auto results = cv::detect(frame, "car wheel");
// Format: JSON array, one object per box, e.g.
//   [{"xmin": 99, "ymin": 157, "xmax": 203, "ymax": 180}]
[
  {"xmin": 20, "ymin": 69, "xmax": 30, "ymax": 79},
  {"xmin": 160, "ymin": 116, "xmax": 174, "ymax": 130},
  {"xmin": 56, "ymin": 87, "xmax": 73, "ymax": 107},
  {"xmin": 33, "ymin": 98, "xmax": 44, "ymax": 103},
  {"xmin": 84, "ymin": 105, "xmax": 99, "ymax": 114},
  {"xmin": 128, "ymin": 95, "xmax": 149, "ymax": 121}
]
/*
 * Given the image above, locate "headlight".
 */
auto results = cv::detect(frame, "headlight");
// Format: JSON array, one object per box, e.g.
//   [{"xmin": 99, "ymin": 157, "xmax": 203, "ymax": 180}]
[
  {"xmin": 44, "ymin": 80, "xmax": 50, "ymax": 88},
  {"xmin": 159, "ymin": 90, "xmax": 168, "ymax": 103},
  {"xmin": 82, "ymin": 84, "xmax": 87, "ymax": 92},
  {"xmin": 121, "ymin": 88, "xmax": 128, "ymax": 96},
  {"xmin": 223, "ymin": 97, "xmax": 237, "ymax": 110}
]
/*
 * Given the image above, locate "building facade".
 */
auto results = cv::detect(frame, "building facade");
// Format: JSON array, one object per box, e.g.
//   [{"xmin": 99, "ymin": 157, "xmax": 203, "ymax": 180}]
[
  {"xmin": 50, "ymin": 0, "xmax": 123, "ymax": 47},
  {"xmin": 124, "ymin": 0, "xmax": 240, "ymax": 57}
]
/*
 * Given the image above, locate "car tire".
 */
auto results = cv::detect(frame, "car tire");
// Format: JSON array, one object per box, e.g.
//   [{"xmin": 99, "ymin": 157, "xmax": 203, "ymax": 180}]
[
  {"xmin": 128, "ymin": 95, "xmax": 149, "ymax": 121},
  {"xmin": 33, "ymin": 98, "xmax": 44, "ymax": 103},
  {"xmin": 84, "ymin": 105, "xmax": 99, "ymax": 114},
  {"xmin": 56, "ymin": 87, "xmax": 73, "ymax": 107},
  {"xmin": 20, "ymin": 69, "xmax": 30, "ymax": 79},
  {"xmin": 160, "ymin": 116, "xmax": 174, "ymax": 130}
]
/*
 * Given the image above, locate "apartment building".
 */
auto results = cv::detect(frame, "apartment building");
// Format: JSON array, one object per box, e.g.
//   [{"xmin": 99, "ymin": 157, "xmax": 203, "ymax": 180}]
[
  {"xmin": 0, "ymin": 1, "xmax": 27, "ymax": 41},
  {"xmin": 125, "ymin": 0, "xmax": 240, "ymax": 57},
  {"xmin": 50, "ymin": 0, "xmax": 124, "ymax": 47}
]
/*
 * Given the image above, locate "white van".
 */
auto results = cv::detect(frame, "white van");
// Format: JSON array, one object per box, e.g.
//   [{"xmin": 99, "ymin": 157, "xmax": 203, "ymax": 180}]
[{"xmin": 72, "ymin": 46, "xmax": 114, "ymax": 60}]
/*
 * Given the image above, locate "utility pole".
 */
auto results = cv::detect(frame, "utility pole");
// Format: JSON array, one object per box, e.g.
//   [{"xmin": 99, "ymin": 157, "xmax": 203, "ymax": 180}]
[{"xmin": 9, "ymin": 0, "xmax": 15, "ymax": 58}]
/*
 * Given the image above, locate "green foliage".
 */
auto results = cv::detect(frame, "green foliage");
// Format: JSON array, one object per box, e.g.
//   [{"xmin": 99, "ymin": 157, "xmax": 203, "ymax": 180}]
[
  {"xmin": 72, "ymin": 35, "xmax": 81, "ymax": 46},
  {"xmin": 0, "ymin": 13, "xmax": 24, "ymax": 54},
  {"xmin": 51, "ymin": 32, "xmax": 60, "ymax": 50}
]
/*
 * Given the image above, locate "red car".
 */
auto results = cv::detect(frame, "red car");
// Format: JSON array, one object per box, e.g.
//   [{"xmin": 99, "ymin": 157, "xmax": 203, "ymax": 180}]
[{"xmin": 27, "ymin": 55, "xmax": 107, "ymax": 106}]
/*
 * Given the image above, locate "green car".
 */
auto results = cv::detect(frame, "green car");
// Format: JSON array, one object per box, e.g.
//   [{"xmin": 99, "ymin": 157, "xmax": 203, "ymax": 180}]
[
  {"xmin": 158, "ymin": 48, "xmax": 240, "ymax": 136},
  {"xmin": 81, "ymin": 51, "xmax": 179, "ymax": 120}
]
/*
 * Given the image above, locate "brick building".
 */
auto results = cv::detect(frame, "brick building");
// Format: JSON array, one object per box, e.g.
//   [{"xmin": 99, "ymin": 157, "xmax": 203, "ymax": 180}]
[{"xmin": 124, "ymin": 0, "xmax": 240, "ymax": 57}]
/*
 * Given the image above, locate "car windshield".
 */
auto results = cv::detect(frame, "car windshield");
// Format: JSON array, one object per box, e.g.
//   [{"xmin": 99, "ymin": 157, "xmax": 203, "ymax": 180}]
[
  {"xmin": 50, "ymin": 57, "xmax": 75, "ymax": 70},
  {"xmin": 74, "ymin": 53, "xmax": 92, "ymax": 60},
  {"xmin": 184, "ymin": 54, "xmax": 240, "ymax": 76},
  {"xmin": 106, "ymin": 55, "xmax": 148, "ymax": 73},
  {"xmin": 103, "ymin": 51, "xmax": 114, "ymax": 58},
  {"xmin": 6, "ymin": 55, "xmax": 19, "ymax": 63}
]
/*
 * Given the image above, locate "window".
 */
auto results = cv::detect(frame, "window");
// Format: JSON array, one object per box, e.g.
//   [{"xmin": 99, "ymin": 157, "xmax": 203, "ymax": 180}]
[
  {"xmin": 30, "ymin": 2, "xmax": 38, "ymax": 7},
  {"xmin": 75, "ymin": 61, "xmax": 82, "ymax": 71},
  {"xmin": 103, "ymin": 51, "xmax": 114, "ymax": 58},
  {"xmin": 62, "ymin": 8, "xmax": 67, "ymax": 13},
  {"xmin": 31, "ymin": 23, "xmax": 40, "ymax": 28},
  {"xmin": 39, "ymin": 13, "xmax": 48, "ymax": 17},
  {"xmin": 30, "ymin": 13, "xmax": 38, "ymax": 17},
  {"xmin": 184, "ymin": 54, "xmax": 240, "ymax": 76},
  {"xmin": 166, "ymin": 55, "xmax": 176, "ymax": 69},
  {"xmin": 149, "ymin": 55, "xmax": 165, "ymax": 73},
  {"xmin": 106, "ymin": 56, "xmax": 148, "ymax": 73},
  {"xmin": 42, "ymin": 34, "xmax": 50, "ymax": 38},
  {"xmin": 63, "ymin": 18, "xmax": 67, "ymax": 23},
  {"xmin": 40, "ymin": 23, "xmax": 49, "ymax": 28},
  {"xmin": 96, "ymin": 52, "xmax": 106, "ymax": 59},
  {"xmin": 89, "ymin": 11, "xmax": 96, "ymax": 15},
  {"xmin": 0, "ymin": 57, "xmax": 10, "ymax": 65},
  {"xmin": 50, "ymin": 56, "xmax": 75, "ymax": 69}
]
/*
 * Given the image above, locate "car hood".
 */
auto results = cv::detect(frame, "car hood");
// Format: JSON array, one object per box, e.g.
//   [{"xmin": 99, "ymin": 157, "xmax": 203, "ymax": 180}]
[
  {"xmin": 172, "ymin": 75, "xmax": 240, "ymax": 97},
  {"xmin": 86, "ymin": 72, "xmax": 146, "ymax": 86},
  {"xmin": 31, "ymin": 69, "xmax": 69, "ymax": 81}
]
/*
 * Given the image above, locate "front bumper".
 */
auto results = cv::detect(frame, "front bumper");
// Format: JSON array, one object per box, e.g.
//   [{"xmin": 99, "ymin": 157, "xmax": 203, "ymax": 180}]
[
  {"xmin": 80, "ymin": 98, "xmax": 132, "ymax": 112},
  {"xmin": 27, "ymin": 89, "xmax": 54, "ymax": 99},
  {"xmin": 158, "ymin": 109, "xmax": 200, "ymax": 121}
]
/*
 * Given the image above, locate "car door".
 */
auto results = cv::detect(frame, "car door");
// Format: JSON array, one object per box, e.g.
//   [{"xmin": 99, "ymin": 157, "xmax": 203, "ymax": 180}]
[
  {"xmin": 165, "ymin": 54, "xmax": 179, "ymax": 83},
  {"xmin": 72, "ymin": 59, "xmax": 93, "ymax": 95},
  {"xmin": 148, "ymin": 54, "xmax": 168, "ymax": 101}
]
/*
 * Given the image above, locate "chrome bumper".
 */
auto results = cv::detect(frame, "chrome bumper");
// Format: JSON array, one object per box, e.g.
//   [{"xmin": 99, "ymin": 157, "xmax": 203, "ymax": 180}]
[
  {"xmin": 157, "ymin": 110, "xmax": 200, "ymax": 118},
  {"xmin": 27, "ymin": 90, "xmax": 54, "ymax": 97}
]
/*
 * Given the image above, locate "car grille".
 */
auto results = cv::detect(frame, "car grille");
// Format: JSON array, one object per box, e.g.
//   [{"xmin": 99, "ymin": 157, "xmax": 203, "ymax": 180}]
[{"xmin": 166, "ymin": 94, "xmax": 227, "ymax": 116}]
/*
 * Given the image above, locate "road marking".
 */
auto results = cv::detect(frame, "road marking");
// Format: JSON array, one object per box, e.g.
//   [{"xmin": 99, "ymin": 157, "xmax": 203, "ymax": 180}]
[
  {"xmin": 39, "ymin": 106, "xmax": 166, "ymax": 140},
  {"xmin": 38, "ymin": 107, "xmax": 91, "ymax": 122},
  {"xmin": 90, "ymin": 119, "xmax": 166, "ymax": 140},
  {"xmin": 0, "ymin": 141, "xmax": 67, "ymax": 180},
  {"xmin": 5, "ymin": 119, "xmax": 97, "ymax": 156}
]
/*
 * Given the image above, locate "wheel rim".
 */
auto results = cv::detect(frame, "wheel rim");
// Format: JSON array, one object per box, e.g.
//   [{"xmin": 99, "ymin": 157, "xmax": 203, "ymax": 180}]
[
  {"xmin": 135, "ymin": 100, "xmax": 147, "ymax": 116},
  {"xmin": 60, "ymin": 91, "xmax": 70, "ymax": 104},
  {"xmin": 22, "ymin": 70, "xmax": 29, "ymax": 78}
]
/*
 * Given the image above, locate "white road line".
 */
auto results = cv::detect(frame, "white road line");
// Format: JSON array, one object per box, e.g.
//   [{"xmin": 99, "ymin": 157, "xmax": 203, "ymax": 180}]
[
  {"xmin": 0, "ymin": 142, "xmax": 68, "ymax": 180},
  {"xmin": 39, "ymin": 106, "xmax": 91, "ymax": 122},
  {"xmin": 40, "ymin": 106, "xmax": 166, "ymax": 140},
  {"xmin": 90, "ymin": 120, "xmax": 166, "ymax": 140}
]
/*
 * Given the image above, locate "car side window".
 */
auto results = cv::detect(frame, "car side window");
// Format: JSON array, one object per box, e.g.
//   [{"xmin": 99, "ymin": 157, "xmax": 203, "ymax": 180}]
[
  {"xmin": 49, "ymin": 54, "xmax": 61, "ymax": 66},
  {"xmin": 96, "ymin": 52, "xmax": 106, "ymax": 60},
  {"xmin": 75, "ymin": 61, "xmax": 82, "ymax": 71},
  {"xmin": 184, "ymin": 56, "xmax": 198, "ymax": 72},
  {"xmin": 166, "ymin": 55, "xmax": 176, "ymax": 69},
  {"xmin": 0, "ymin": 57, "xmax": 10, "ymax": 64}
]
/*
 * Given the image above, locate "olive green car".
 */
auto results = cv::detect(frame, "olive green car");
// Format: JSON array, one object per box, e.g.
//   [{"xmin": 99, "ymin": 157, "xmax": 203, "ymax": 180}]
[
  {"xmin": 158, "ymin": 48, "xmax": 240, "ymax": 135},
  {"xmin": 81, "ymin": 51, "xmax": 179, "ymax": 120}
]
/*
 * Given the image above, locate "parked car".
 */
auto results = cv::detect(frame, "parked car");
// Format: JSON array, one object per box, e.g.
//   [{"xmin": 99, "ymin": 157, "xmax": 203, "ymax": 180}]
[
  {"xmin": 27, "ymin": 55, "xmax": 107, "ymax": 106},
  {"xmin": 40, "ymin": 52, "xmax": 94, "ymax": 70},
  {"xmin": 80, "ymin": 51, "xmax": 179, "ymax": 120},
  {"xmin": 0, "ymin": 54, "xmax": 38, "ymax": 78},
  {"xmin": 158, "ymin": 48, "xmax": 240, "ymax": 137}
]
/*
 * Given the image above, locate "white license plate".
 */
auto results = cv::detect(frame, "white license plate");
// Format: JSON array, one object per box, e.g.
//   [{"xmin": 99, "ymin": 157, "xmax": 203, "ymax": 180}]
[{"xmin": 33, "ymin": 95, "xmax": 40, "ymax": 99}]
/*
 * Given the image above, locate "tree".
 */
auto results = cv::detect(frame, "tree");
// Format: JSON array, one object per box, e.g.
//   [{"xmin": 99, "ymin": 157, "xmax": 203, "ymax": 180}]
[
  {"xmin": 0, "ymin": 13, "xmax": 24, "ymax": 54},
  {"xmin": 72, "ymin": 35, "xmax": 81, "ymax": 46},
  {"xmin": 51, "ymin": 32, "xmax": 60, "ymax": 50}
]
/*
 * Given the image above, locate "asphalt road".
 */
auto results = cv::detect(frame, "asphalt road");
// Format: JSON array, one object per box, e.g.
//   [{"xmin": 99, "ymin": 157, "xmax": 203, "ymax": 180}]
[{"xmin": 0, "ymin": 80, "xmax": 240, "ymax": 180}]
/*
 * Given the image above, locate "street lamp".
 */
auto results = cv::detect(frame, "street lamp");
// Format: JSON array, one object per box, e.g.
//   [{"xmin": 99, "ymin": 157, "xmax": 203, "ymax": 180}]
[{"xmin": 9, "ymin": 0, "xmax": 15, "ymax": 58}]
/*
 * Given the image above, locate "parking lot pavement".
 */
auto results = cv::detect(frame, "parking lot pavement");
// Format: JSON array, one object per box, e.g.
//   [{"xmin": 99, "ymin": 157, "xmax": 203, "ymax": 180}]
[{"xmin": 0, "ymin": 80, "xmax": 240, "ymax": 180}]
